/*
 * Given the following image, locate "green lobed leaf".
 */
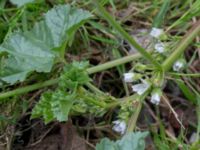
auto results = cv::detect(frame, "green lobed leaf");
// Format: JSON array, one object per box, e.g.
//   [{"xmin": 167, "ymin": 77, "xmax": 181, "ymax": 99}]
[
  {"xmin": 0, "ymin": 5, "xmax": 92, "ymax": 85},
  {"xmin": 45, "ymin": 5, "xmax": 93, "ymax": 48},
  {"xmin": 96, "ymin": 132, "xmax": 149, "ymax": 150},
  {"xmin": 31, "ymin": 61, "xmax": 90, "ymax": 123},
  {"xmin": 59, "ymin": 61, "xmax": 91, "ymax": 90},
  {"xmin": 51, "ymin": 90, "xmax": 75, "ymax": 122},
  {"xmin": 31, "ymin": 90, "xmax": 75, "ymax": 124},
  {"xmin": 96, "ymin": 138, "xmax": 117, "ymax": 150},
  {"xmin": 10, "ymin": 0, "xmax": 35, "ymax": 7},
  {"xmin": 0, "ymin": 32, "xmax": 55, "ymax": 84},
  {"xmin": 31, "ymin": 91, "xmax": 55, "ymax": 124}
]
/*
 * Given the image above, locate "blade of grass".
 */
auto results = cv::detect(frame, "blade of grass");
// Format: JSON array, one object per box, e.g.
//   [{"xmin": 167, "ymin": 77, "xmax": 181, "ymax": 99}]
[
  {"xmin": 152, "ymin": 0, "xmax": 171, "ymax": 28},
  {"xmin": 175, "ymin": 78, "xmax": 197, "ymax": 104},
  {"xmin": 167, "ymin": 0, "xmax": 200, "ymax": 31},
  {"xmin": 196, "ymin": 94, "xmax": 200, "ymax": 142}
]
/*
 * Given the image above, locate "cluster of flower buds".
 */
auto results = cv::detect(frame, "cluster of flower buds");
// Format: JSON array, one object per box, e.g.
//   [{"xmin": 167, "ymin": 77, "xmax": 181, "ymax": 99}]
[
  {"xmin": 123, "ymin": 71, "xmax": 163, "ymax": 105},
  {"xmin": 113, "ymin": 27, "xmax": 186, "ymax": 134},
  {"xmin": 150, "ymin": 27, "xmax": 186, "ymax": 73}
]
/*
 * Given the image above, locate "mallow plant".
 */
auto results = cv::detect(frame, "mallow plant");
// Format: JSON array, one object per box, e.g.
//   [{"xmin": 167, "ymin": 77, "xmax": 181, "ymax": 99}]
[{"xmin": 0, "ymin": 0, "xmax": 200, "ymax": 149}]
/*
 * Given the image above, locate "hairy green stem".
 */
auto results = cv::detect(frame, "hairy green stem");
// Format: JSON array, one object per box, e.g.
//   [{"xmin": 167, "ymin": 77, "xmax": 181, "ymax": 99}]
[
  {"xmin": 82, "ymin": 95, "xmax": 106, "ymax": 108},
  {"xmin": 126, "ymin": 92, "xmax": 148, "ymax": 133},
  {"xmin": 106, "ymin": 95, "xmax": 138, "ymax": 109},
  {"xmin": 0, "ymin": 79, "xmax": 59, "ymax": 100},
  {"xmin": 85, "ymin": 82, "xmax": 105, "ymax": 95},
  {"xmin": 87, "ymin": 53, "xmax": 141, "ymax": 74},
  {"xmin": 95, "ymin": 1, "xmax": 162, "ymax": 70},
  {"xmin": 168, "ymin": 72, "xmax": 200, "ymax": 77},
  {"xmin": 162, "ymin": 20, "xmax": 200, "ymax": 71},
  {"xmin": 126, "ymin": 101, "xmax": 142, "ymax": 133},
  {"xmin": 0, "ymin": 53, "xmax": 140, "ymax": 100}
]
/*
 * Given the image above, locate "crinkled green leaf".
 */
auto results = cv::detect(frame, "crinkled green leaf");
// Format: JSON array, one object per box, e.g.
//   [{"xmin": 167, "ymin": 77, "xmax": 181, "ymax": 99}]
[
  {"xmin": 59, "ymin": 61, "xmax": 91, "ymax": 90},
  {"xmin": 0, "ymin": 32, "xmax": 55, "ymax": 84},
  {"xmin": 10, "ymin": 0, "xmax": 34, "ymax": 7},
  {"xmin": 27, "ymin": 21, "xmax": 54, "ymax": 49},
  {"xmin": 51, "ymin": 90, "xmax": 75, "ymax": 122},
  {"xmin": 31, "ymin": 61, "xmax": 90, "ymax": 123},
  {"xmin": 31, "ymin": 90, "xmax": 75, "ymax": 123},
  {"xmin": 31, "ymin": 92, "xmax": 55, "ymax": 124},
  {"xmin": 2, "ymin": 33, "xmax": 55, "ymax": 73},
  {"xmin": 96, "ymin": 138, "xmax": 117, "ymax": 150},
  {"xmin": 96, "ymin": 132, "xmax": 149, "ymax": 150},
  {"xmin": 0, "ymin": 5, "xmax": 92, "ymax": 85},
  {"xmin": 45, "ymin": 5, "xmax": 92, "ymax": 48}
]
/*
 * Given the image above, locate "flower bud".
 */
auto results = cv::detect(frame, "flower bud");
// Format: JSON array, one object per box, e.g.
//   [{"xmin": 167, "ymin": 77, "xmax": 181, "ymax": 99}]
[
  {"xmin": 173, "ymin": 59, "xmax": 185, "ymax": 72},
  {"xmin": 132, "ymin": 80, "xmax": 150, "ymax": 95},
  {"xmin": 150, "ymin": 28, "xmax": 164, "ymax": 39},
  {"xmin": 112, "ymin": 120, "xmax": 126, "ymax": 135},
  {"xmin": 150, "ymin": 88, "xmax": 162, "ymax": 105},
  {"xmin": 154, "ymin": 42, "xmax": 165, "ymax": 53},
  {"xmin": 123, "ymin": 73, "xmax": 134, "ymax": 83}
]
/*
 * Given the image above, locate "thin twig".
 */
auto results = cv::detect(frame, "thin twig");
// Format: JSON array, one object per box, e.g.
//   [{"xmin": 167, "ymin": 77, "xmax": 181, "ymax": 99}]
[{"xmin": 162, "ymin": 95, "xmax": 185, "ymax": 129}]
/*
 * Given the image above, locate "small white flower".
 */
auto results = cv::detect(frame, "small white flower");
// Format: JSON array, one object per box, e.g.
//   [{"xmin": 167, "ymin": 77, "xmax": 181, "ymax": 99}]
[
  {"xmin": 173, "ymin": 60, "xmax": 184, "ymax": 72},
  {"xmin": 154, "ymin": 42, "xmax": 165, "ymax": 53},
  {"xmin": 132, "ymin": 80, "xmax": 150, "ymax": 95},
  {"xmin": 189, "ymin": 132, "xmax": 197, "ymax": 143},
  {"xmin": 150, "ymin": 27, "xmax": 164, "ymax": 39},
  {"xmin": 123, "ymin": 73, "xmax": 134, "ymax": 83},
  {"xmin": 150, "ymin": 93, "xmax": 160, "ymax": 105},
  {"xmin": 112, "ymin": 120, "xmax": 126, "ymax": 135},
  {"xmin": 150, "ymin": 88, "xmax": 162, "ymax": 105}
]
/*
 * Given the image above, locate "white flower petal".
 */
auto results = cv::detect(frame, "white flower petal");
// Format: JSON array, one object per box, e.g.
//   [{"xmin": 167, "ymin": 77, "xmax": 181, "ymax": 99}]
[
  {"xmin": 123, "ymin": 73, "xmax": 134, "ymax": 83},
  {"xmin": 150, "ymin": 28, "xmax": 164, "ymax": 39},
  {"xmin": 132, "ymin": 81, "xmax": 150, "ymax": 95},
  {"xmin": 155, "ymin": 42, "xmax": 165, "ymax": 53},
  {"xmin": 112, "ymin": 120, "xmax": 126, "ymax": 135},
  {"xmin": 189, "ymin": 132, "xmax": 197, "ymax": 144},
  {"xmin": 173, "ymin": 60, "xmax": 184, "ymax": 72},
  {"xmin": 150, "ymin": 93, "xmax": 160, "ymax": 105}
]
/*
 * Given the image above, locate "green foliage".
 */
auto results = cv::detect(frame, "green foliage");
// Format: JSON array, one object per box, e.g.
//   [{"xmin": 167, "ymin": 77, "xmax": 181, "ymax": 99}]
[
  {"xmin": 176, "ymin": 78, "xmax": 197, "ymax": 104},
  {"xmin": 31, "ymin": 61, "xmax": 90, "ymax": 123},
  {"xmin": 168, "ymin": 0, "xmax": 200, "ymax": 30},
  {"xmin": 96, "ymin": 132, "xmax": 149, "ymax": 150},
  {"xmin": 59, "ymin": 61, "xmax": 91, "ymax": 90},
  {"xmin": 153, "ymin": 0, "xmax": 171, "ymax": 28},
  {"xmin": 0, "ymin": 5, "xmax": 92, "ymax": 85},
  {"xmin": 31, "ymin": 90, "xmax": 75, "ymax": 123},
  {"xmin": 10, "ymin": 0, "xmax": 35, "ymax": 7},
  {"xmin": 31, "ymin": 61, "xmax": 112, "ymax": 123},
  {"xmin": 0, "ymin": 23, "xmax": 8, "ymax": 43},
  {"xmin": 1, "ymin": 1, "xmax": 200, "ymax": 148}
]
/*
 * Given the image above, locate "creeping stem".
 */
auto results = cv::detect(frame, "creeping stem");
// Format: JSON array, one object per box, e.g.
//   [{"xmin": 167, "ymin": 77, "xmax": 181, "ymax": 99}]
[{"xmin": 0, "ymin": 53, "xmax": 140, "ymax": 100}]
